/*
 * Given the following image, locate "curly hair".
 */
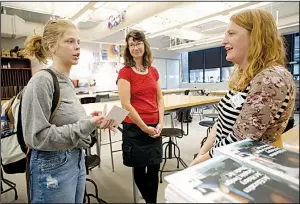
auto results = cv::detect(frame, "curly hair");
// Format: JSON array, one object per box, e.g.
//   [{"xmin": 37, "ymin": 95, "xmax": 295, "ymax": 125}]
[{"xmin": 123, "ymin": 30, "xmax": 153, "ymax": 68}]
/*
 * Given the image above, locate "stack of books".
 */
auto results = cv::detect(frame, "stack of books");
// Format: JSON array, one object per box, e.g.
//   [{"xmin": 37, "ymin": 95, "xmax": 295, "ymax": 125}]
[{"xmin": 164, "ymin": 139, "xmax": 299, "ymax": 203}]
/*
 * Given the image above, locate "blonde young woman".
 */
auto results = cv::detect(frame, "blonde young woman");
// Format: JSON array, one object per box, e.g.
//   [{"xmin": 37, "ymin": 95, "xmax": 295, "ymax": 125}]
[
  {"xmin": 191, "ymin": 9, "xmax": 296, "ymax": 166},
  {"xmin": 21, "ymin": 19, "xmax": 115, "ymax": 203}
]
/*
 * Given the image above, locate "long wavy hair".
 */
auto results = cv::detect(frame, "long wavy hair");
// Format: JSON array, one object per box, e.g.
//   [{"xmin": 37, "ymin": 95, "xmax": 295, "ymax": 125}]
[
  {"xmin": 228, "ymin": 9, "xmax": 287, "ymax": 91},
  {"xmin": 123, "ymin": 30, "xmax": 152, "ymax": 68}
]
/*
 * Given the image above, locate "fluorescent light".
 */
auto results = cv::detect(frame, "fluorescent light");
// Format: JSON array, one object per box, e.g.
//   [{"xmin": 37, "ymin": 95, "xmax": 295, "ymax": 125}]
[
  {"xmin": 229, "ymin": 2, "xmax": 272, "ymax": 15},
  {"xmin": 278, "ymin": 23, "xmax": 299, "ymax": 30},
  {"xmin": 196, "ymin": 38, "xmax": 222, "ymax": 46},
  {"xmin": 73, "ymin": 9, "xmax": 94, "ymax": 24},
  {"xmin": 148, "ymin": 29, "xmax": 177, "ymax": 38},
  {"xmin": 93, "ymin": 2, "xmax": 105, "ymax": 9},
  {"xmin": 182, "ymin": 16, "xmax": 223, "ymax": 29},
  {"xmin": 168, "ymin": 44, "xmax": 194, "ymax": 51}
]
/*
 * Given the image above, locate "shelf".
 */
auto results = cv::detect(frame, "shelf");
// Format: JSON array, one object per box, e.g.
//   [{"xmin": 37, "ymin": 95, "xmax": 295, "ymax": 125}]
[
  {"xmin": 1, "ymin": 68, "xmax": 31, "ymax": 70},
  {"xmin": 1, "ymin": 57, "xmax": 30, "ymax": 60}
]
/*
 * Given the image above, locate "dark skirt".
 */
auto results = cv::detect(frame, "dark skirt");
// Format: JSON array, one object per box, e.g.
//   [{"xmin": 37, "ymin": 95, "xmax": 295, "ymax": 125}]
[{"xmin": 122, "ymin": 122, "xmax": 163, "ymax": 167}]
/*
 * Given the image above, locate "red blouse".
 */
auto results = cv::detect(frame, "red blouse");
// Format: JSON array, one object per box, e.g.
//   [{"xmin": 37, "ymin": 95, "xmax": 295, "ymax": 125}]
[{"xmin": 117, "ymin": 66, "xmax": 159, "ymax": 124}]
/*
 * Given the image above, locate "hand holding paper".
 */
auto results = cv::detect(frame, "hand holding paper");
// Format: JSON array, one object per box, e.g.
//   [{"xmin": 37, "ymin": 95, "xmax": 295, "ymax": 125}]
[
  {"xmin": 90, "ymin": 104, "xmax": 116, "ymax": 131},
  {"xmin": 104, "ymin": 105, "xmax": 129, "ymax": 128}
]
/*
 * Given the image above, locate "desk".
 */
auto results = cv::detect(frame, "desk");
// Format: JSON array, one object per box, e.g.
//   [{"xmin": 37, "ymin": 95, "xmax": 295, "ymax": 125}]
[
  {"xmin": 161, "ymin": 88, "xmax": 203, "ymax": 95},
  {"xmin": 76, "ymin": 88, "xmax": 205, "ymax": 98},
  {"xmin": 76, "ymin": 92, "xmax": 119, "ymax": 99},
  {"xmin": 272, "ymin": 125, "xmax": 299, "ymax": 153},
  {"xmin": 83, "ymin": 95, "xmax": 221, "ymax": 114},
  {"xmin": 209, "ymin": 90, "xmax": 228, "ymax": 95}
]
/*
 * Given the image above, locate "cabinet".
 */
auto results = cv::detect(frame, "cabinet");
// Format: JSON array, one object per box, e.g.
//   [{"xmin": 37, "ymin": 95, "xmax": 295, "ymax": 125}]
[{"xmin": 1, "ymin": 57, "xmax": 32, "ymax": 100}]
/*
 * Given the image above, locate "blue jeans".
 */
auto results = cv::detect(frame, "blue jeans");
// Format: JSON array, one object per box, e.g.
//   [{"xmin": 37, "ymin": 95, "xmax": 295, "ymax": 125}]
[{"xmin": 29, "ymin": 148, "xmax": 86, "ymax": 203}]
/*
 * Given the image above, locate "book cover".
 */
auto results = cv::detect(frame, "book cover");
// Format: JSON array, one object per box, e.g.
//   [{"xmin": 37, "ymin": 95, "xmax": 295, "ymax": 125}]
[
  {"xmin": 215, "ymin": 139, "xmax": 299, "ymax": 186},
  {"xmin": 165, "ymin": 184, "xmax": 193, "ymax": 203},
  {"xmin": 165, "ymin": 156, "xmax": 299, "ymax": 203}
]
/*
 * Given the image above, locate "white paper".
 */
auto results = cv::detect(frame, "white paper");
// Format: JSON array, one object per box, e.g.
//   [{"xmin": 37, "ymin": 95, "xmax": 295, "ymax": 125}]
[{"xmin": 105, "ymin": 105, "xmax": 129, "ymax": 127}]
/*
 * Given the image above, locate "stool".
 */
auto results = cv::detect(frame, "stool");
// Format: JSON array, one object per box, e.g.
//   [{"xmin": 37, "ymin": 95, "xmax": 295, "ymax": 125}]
[
  {"xmin": 202, "ymin": 113, "xmax": 218, "ymax": 121},
  {"xmin": 95, "ymin": 94, "xmax": 109, "ymax": 102},
  {"xmin": 159, "ymin": 107, "xmax": 191, "ymax": 183},
  {"xmin": 84, "ymin": 136, "xmax": 106, "ymax": 203},
  {"xmin": 199, "ymin": 120, "xmax": 215, "ymax": 138},
  {"xmin": 1, "ymin": 168, "xmax": 18, "ymax": 200},
  {"xmin": 80, "ymin": 97, "xmax": 96, "ymax": 104}
]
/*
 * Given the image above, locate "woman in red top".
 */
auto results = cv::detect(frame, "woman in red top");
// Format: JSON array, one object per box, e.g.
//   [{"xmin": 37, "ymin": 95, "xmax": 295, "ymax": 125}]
[{"xmin": 117, "ymin": 30, "xmax": 164, "ymax": 203}]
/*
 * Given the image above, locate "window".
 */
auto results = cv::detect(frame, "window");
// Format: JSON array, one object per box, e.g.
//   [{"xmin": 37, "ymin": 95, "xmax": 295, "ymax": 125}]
[
  {"xmin": 293, "ymin": 64, "xmax": 299, "ymax": 81},
  {"xmin": 294, "ymin": 34, "xmax": 299, "ymax": 62},
  {"xmin": 181, "ymin": 52, "xmax": 189, "ymax": 83},
  {"xmin": 283, "ymin": 34, "xmax": 293, "ymax": 63},
  {"xmin": 190, "ymin": 69, "xmax": 204, "ymax": 83},
  {"xmin": 221, "ymin": 66, "xmax": 234, "ymax": 82},
  {"xmin": 205, "ymin": 47, "xmax": 221, "ymax": 69},
  {"xmin": 188, "ymin": 50, "xmax": 204, "ymax": 70},
  {"xmin": 152, "ymin": 58, "xmax": 167, "ymax": 89},
  {"xmin": 204, "ymin": 68, "xmax": 220, "ymax": 83},
  {"xmin": 293, "ymin": 33, "xmax": 299, "ymax": 81}
]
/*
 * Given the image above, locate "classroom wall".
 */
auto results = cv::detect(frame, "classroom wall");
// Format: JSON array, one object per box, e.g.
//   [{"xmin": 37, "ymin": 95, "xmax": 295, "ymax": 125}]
[
  {"xmin": 2, "ymin": 38, "xmax": 182, "ymax": 91},
  {"xmin": 1, "ymin": 37, "xmax": 27, "ymax": 48}
]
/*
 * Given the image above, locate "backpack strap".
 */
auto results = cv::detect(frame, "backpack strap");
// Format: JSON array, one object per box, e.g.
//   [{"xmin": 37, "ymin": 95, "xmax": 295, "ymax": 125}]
[
  {"xmin": 25, "ymin": 69, "xmax": 61, "ymax": 204},
  {"xmin": 39, "ymin": 69, "xmax": 61, "ymax": 121}
]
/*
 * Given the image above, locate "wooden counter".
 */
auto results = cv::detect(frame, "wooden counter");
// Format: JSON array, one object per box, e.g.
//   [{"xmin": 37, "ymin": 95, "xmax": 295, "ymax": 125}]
[
  {"xmin": 209, "ymin": 90, "xmax": 228, "ymax": 95},
  {"xmin": 76, "ymin": 92, "xmax": 119, "ymax": 99},
  {"xmin": 82, "ymin": 95, "xmax": 221, "ymax": 115},
  {"xmin": 272, "ymin": 125, "xmax": 299, "ymax": 153}
]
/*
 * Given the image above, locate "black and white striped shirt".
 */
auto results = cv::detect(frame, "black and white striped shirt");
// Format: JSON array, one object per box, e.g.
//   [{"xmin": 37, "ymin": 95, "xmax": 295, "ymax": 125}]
[{"xmin": 209, "ymin": 88, "xmax": 250, "ymax": 157}]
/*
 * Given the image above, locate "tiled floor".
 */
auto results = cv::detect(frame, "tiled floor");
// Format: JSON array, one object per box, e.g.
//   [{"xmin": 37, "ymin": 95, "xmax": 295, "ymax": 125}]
[{"xmin": 1, "ymin": 108, "xmax": 299, "ymax": 203}]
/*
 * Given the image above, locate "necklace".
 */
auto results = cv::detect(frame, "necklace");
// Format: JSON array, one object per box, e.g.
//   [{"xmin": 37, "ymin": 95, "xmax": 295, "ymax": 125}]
[{"xmin": 134, "ymin": 66, "xmax": 147, "ymax": 72}]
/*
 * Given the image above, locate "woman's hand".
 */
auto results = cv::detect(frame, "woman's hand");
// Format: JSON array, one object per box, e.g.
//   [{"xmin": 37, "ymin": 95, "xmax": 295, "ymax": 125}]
[
  {"xmin": 189, "ymin": 152, "xmax": 211, "ymax": 167},
  {"xmin": 90, "ymin": 109, "xmax": 117, "ymax": 132},
  {"xmin": 152, "ymin": 123, "xmax": 163, "ymax": 138},
  {"xmin": 142, "ymin": 126, "xmax": 158, "ymax": 137}
]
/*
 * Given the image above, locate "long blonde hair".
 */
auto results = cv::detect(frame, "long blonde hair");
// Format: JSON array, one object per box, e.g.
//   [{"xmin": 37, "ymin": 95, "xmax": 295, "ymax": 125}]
[
  {"xmin": 228, "ymin": 9, "xmax": 287, "ymax": 91},
  {"xmin": 22, "ymin": 19, "xmax": 76, "ymax": 64}
]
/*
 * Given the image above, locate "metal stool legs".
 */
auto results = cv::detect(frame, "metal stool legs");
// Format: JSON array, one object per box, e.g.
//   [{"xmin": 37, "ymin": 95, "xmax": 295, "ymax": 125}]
[
  {"xmin": 84, "ymin": 178, "xmax": 107, "ymax": 203},
  {"xmin": 1, "ymin": 177, "xmax": 18, "ymax": 200},
  {"xmin": 159, "ymin": 137, "xmax": 187, "ymax": 183},
  {"xmin": 108, "ymin": 130, "xmax": 115, "ymax": 172}
]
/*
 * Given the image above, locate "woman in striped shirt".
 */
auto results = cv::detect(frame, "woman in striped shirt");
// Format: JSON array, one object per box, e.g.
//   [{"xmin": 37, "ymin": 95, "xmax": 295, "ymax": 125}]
[{"xmin": 191, "ymin": 9, "xmax": 296, "ymax": 166}]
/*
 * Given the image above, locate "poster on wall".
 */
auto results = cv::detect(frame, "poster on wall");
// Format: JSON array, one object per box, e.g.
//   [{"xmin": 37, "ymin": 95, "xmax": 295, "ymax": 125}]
[
  {"xmin": 108, "ymin": 44, "xmax": 120, "ymax": 60},
  {"xmin": 101, "ymin": 49, "xmax": 108, "ymax": 61},
  {"xmin": 108, "ymin": 10, "xmax": 126, "ymax": 29},
  {"xmin": 108, "ymin": 45, "xmax": 122, "ymax": 61}
]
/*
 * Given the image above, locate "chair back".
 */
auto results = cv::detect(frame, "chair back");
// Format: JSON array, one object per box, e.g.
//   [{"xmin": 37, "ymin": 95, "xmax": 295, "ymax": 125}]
[
  {"xmin": 99, "ymin": 97, "xmax": 119, "ymax": 103},
  {"xmin": 176, "ymin": 107, "xmax": 192, "ymax": 136},
  {"xmin": 80, "ymin": 97, "xmax": 96, "ymax": 104},
  {"xmin": 95, "ymin": 94, "xmax": 109, "ymax": 102}
]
